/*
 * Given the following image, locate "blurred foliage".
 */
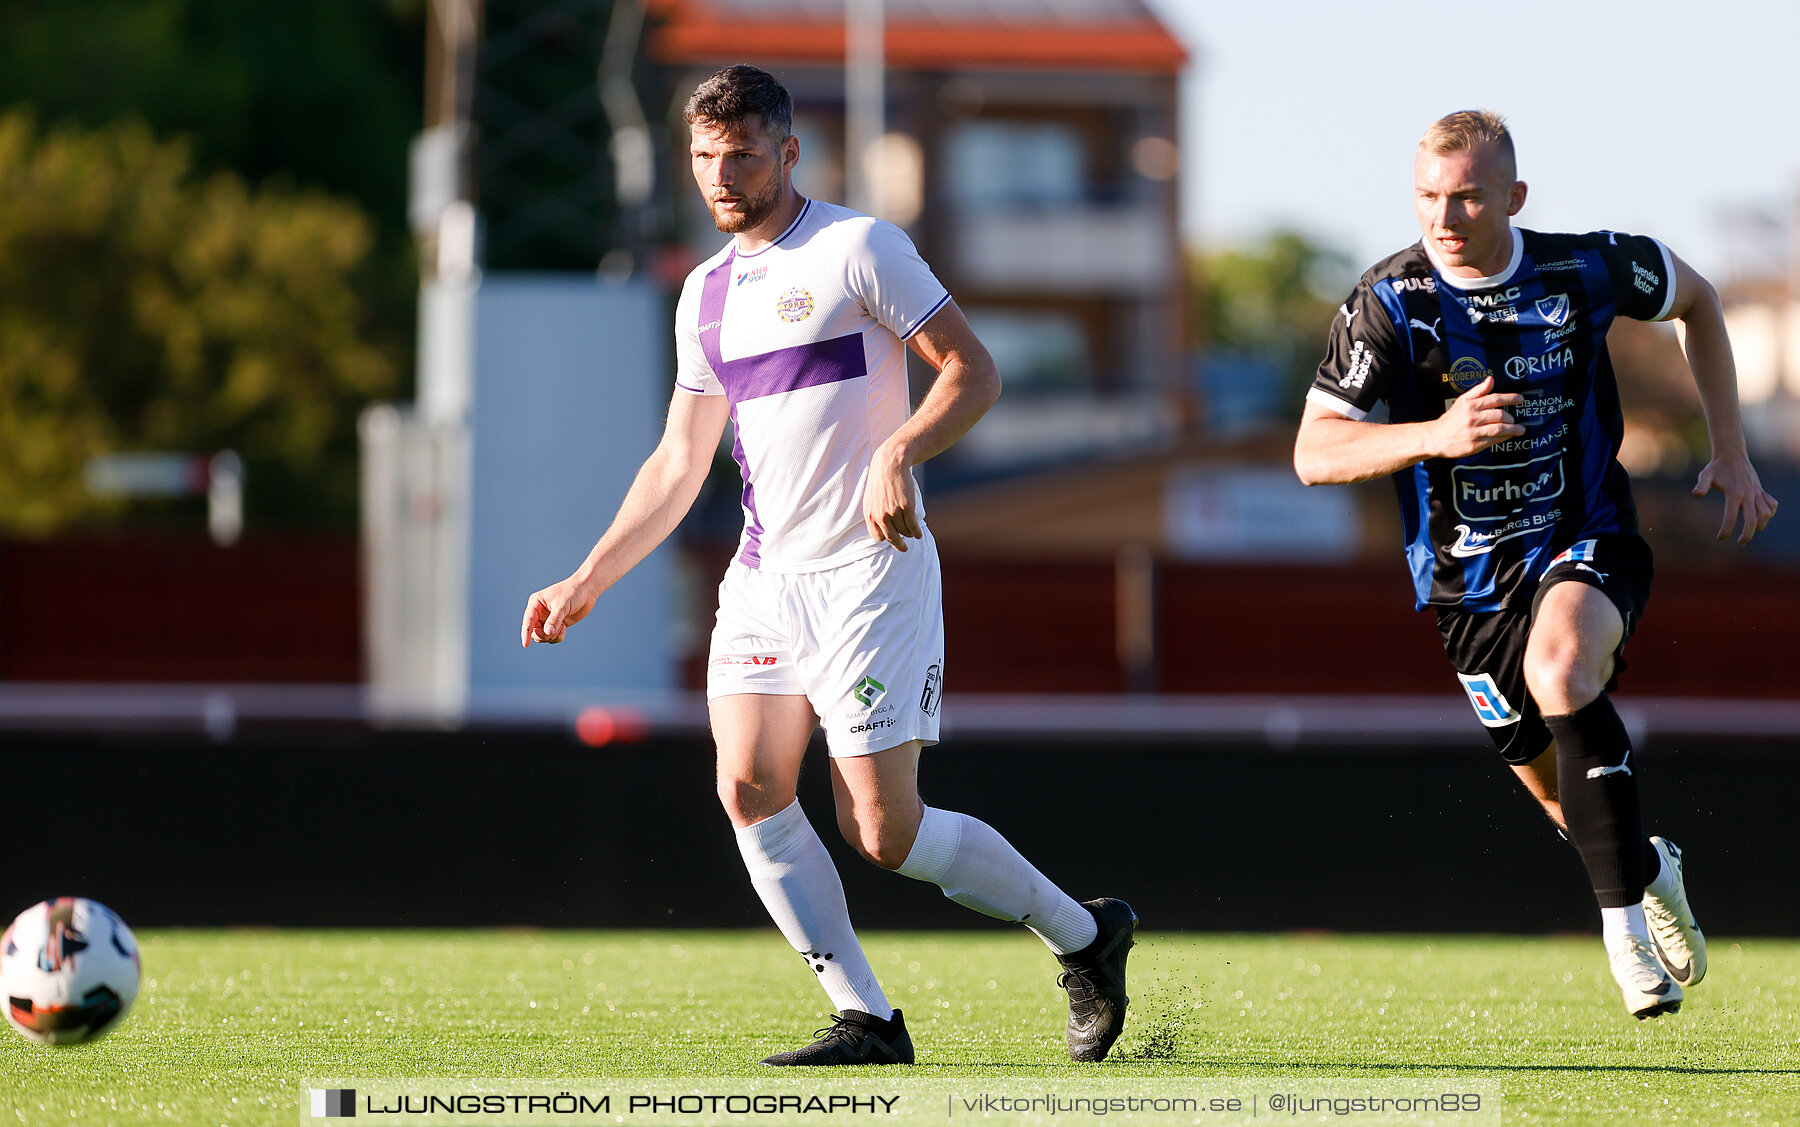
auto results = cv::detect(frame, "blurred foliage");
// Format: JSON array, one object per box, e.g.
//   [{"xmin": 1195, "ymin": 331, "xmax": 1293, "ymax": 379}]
[
  {"xmin": 0, "ymin": 113, "xmax": 400, "ymax": 533},
  {"xmin": 0, "ymin": 0, "xmax": 422, "ymax": 230},
  {"xmin": 0, "ymin": 0, "xmax": 423, "ymax": 532},
  {"xmin": 1189, "ymin": 230, "xmax": 1356, "ymax": 400}
]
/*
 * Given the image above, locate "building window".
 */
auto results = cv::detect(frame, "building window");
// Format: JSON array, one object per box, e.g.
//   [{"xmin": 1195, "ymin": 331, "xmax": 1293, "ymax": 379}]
[
  {"xmin": 964, "ymin": 308, "xmax": 1090, "ymax": 392},
  {"xmin": 943, "ymin": 120, "xmax": 1085, "ymax": 211}
]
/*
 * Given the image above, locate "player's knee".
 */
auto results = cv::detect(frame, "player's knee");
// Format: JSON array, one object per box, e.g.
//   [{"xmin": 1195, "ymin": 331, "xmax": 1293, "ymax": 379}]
[
  {"xmin": 1523, "ymin": 646, "xmax": 1603, "ymax": 713},
  {"xmin": 716, "ymin": 774, "xmax": 791, "ymax": 828},
  {"xmin": 835, "ymin": 807, "xmax": 913, "ymax": 870}
]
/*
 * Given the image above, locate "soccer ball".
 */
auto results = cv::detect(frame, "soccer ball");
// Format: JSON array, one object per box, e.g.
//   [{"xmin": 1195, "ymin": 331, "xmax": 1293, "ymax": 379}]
[{"xmin": 0, "ymin": 897, "xmax": 141, "ymax": 1045}]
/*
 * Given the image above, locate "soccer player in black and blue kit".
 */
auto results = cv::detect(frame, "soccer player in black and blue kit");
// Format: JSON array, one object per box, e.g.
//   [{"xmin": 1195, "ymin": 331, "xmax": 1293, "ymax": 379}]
[{"xmin": 1295, "ymin": 111, "xmax": 1778, "ymax": 1020}]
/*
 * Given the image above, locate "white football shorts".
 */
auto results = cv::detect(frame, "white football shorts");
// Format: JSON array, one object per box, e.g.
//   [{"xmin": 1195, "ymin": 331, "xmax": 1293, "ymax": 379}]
[{"xmin": 706, "ymin": 528, "xmax": 945, "ymax": 757}]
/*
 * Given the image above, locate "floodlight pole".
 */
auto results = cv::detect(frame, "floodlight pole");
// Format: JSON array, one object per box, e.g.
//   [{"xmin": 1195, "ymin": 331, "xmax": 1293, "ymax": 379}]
[{"xmin": 845, "ymin": 0, "xmax": 884, "ymax": 216}]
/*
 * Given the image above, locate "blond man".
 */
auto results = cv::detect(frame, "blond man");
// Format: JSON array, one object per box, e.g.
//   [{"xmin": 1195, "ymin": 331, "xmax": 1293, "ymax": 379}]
[{"xmin": 1295, "ymin": 110, "xmax": 1776, "ymax": 1019}]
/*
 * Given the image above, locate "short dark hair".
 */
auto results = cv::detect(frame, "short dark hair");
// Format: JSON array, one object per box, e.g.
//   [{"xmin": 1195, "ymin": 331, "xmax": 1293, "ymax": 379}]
[{"xmin": 683, "ymin": 65, "xmax": 792, "ymax": 141}]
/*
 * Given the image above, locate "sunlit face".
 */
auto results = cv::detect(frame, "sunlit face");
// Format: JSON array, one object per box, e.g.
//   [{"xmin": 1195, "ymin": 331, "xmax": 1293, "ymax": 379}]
[
  {"xmin": 689, "ymin": 116, "xmax": 797, "ymax": 237},
  {"xmin": 1413, "ymin": 142, "xmax": 1527, "ymax": 278}
]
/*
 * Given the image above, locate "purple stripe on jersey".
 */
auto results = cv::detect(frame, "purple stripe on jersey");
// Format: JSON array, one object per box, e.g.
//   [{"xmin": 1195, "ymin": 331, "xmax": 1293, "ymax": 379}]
[
  {"xmin": 698, "ymin": 252, "xmax": 735, "ymax": 373},
  {"xmin": 696, "ymin": 243, "xmax": 868, "ymax": 403},
  {"xmin": 728, "ymin": 402, "xmax": 763, "ymax": 568},
  {"xmin": 717, "ymin": 332, "xmax": 867, "ymax": 402}
]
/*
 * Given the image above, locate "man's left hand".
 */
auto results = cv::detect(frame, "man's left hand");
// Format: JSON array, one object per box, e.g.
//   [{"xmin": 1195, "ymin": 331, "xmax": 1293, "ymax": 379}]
[
  {"xmin": 863, "ymin": 447, "xmax": 921, "ymax": 551},
  {"xmin": 1693, "ymin": 452, "xmax": 1779, "ymax": 545}
]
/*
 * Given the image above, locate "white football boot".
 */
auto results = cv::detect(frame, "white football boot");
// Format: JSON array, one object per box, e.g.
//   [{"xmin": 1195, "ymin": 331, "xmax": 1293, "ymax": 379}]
[
  {"xmin": 1643, "ymin": 836, "xmax": 1707, "ymax": 987},
  {"xmin": 1608, "ymin": 932, "xmax": 1683, "ymax": 1019}
]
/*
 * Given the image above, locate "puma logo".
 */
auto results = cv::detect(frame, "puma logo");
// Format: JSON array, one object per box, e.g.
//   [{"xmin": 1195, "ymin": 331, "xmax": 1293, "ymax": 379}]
[
  {"xmin": 1586, "ymin": 750, "xmax": 1633, "ymax": 780},
  {"xmin": 1340, "ymin": 303, "xmax": 1359, "ymax": 324},
  {"xmin": 1409, "ymin": 316, "xmax": 1442, "ymax": 342}
]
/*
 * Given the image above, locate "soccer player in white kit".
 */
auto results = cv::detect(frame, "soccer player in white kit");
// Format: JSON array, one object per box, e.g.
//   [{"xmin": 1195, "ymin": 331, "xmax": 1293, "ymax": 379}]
[{"xmin": 521, "ymin": 65, "xmax": 1136, "ymax": 1066}]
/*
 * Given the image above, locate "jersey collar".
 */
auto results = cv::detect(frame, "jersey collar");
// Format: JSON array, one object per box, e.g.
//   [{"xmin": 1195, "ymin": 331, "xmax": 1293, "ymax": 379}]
[
  {"xmin": 1422, "ymin": 227, "xmax": 1523, "ymax": 290},
  {"xmin": 734, "ymin": 196, "xmax": 813, "ymax": 260}
]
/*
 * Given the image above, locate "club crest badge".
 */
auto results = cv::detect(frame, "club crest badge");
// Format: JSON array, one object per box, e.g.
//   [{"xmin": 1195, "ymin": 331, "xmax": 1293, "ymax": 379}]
[
  {"xmin": 1535, "ymin": 293, "xmax": 1571, "ymax": 327},
  {"xmin": 776, "ymin": 287, "xmax": 814, "ymax": 323}
]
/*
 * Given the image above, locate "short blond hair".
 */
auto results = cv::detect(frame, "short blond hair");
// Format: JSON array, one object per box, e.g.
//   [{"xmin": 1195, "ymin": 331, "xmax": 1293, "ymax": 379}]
[{"xmin": 1420, "ymin": 110, "xmax": 1515, "ymax": 179}]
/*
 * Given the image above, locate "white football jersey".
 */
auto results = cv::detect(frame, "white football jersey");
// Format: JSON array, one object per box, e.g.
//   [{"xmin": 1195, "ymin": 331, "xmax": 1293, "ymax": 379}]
[{"xmin": 675, "ymin": 198, "xmax": 951, "ymax": 572}]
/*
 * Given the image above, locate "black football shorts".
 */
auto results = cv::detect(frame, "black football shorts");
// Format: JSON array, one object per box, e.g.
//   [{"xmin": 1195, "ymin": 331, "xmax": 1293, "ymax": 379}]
[{"xmin": 1434, "ymin": 533, "xmax": 1653, "ymax": 764}]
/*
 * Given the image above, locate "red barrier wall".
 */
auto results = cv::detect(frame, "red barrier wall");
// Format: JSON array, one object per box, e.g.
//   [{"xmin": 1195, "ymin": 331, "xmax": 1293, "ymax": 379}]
[
  {"xmin": 1, "ymin": 536, "xmax": 1790, "ymax": 698},
  {"xmin": 941, "ymin": 558, "xmax": 1800, "ymax": 699},
  {"xmin": 0, "ymin": 536, "xmax": 361, "ymax": 682}
]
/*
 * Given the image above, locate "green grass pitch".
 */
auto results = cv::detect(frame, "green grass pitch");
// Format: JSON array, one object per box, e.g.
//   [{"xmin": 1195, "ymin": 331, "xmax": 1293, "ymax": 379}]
[{"xmin": 2, "ymin": 930, "xmax": 1796, "ymax": 1125}]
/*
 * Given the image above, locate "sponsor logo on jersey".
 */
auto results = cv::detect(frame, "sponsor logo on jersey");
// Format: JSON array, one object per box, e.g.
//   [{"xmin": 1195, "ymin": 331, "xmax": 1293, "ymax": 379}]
[
  {"xmin": 1454, "ymin": 286, "xmax": 1521, "ymax": 325},
  {"xmin": 1409, "ymin": 316, "xmax": 1443, "ymax": 342},
  {"xmin": 1452, "ymin": 449, "xmax": 1566, "ymax": 520},
  {"xmin": 734, "ymin": 266, "xmax": 768, "ymax": 286},
  {"xmin": 1341, "ymin": 341, "xmax": 1374, "ymax": 390},
  {"xmin": 1543, "ymin": 312, "xmax": 1579, "ymax": 343},
  {"xmin": 1535, "ymin": 293, "xmax": 1571, "ymax": 326},
  {"xmin": 920, "ymin": 663, "xmax": 942, "ymax": 716},
  {"xmin": 709, "ymin": 654, "xmax": 779, "ymax": 667},
  {"xmin": 1504, "ymin": 347, "xmax": 1576, "ymax": 381},
  {"xmin": 852, "ymin": 675, "xmax": 885, "ymax": 707},
  {"xmin": 1449, "ymin": 507, "xmax": 1562, "ymax": 556},
  {"xmin": 1449, "ymin": 523, "xmax": 1495, "ymax": 557},
  {"xmin": 1390, "ymin": 275, "xmax": 1437, "ymax": 293},
  {"xmin": 1445, "ymin": 356, "xmax": 1492, "ymax": 391},
  {"xmin": 1632, "ymin": 262, "xmax": 1660, "ymax": 295},
  {"xmin": 1514, "ymin": 391, "xmax": 1573, "ymax": 419},
  {"xmin": 698, "ymin": 319, "xmax": 722, "ymax": 335},
  {"xmin": 1490, "ymin": 419, "xmax": 1567, "ymax": 455},
  {"xmin": 777, "ymin": 287, "xmax": 814, "ymax": 323},
  {"xmin": 1457, "ymin": 672, "xmax": 1521, "ymax": 727}
]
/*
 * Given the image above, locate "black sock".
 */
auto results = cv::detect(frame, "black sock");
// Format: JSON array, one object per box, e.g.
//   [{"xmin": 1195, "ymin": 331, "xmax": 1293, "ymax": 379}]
[{"xmin": 1544, "ymin": 695, "xmax": 1646, "ymax": 910}]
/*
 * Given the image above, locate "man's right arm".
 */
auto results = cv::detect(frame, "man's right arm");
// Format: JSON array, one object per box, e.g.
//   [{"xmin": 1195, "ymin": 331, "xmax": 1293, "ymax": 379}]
[
  {"xmin": 521, "ymin": 389, "xmax": 730, "ymax": 647},
  {"xmin": 1294, "ymin": 377, "xmax": 1526, "ymax": 485}
]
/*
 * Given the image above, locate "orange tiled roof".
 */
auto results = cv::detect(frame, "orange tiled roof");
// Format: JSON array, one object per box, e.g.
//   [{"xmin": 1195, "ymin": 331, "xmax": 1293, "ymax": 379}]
[{"xmin": 645, "ymin": 0, "xmax": 1187, "ymax": 74}]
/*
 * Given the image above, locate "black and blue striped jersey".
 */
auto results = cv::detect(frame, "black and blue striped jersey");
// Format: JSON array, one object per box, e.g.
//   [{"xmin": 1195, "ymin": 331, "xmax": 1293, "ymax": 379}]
[{"xmin": 1309, "ymin": 227, "xmax": 1677, "ymax": 611}]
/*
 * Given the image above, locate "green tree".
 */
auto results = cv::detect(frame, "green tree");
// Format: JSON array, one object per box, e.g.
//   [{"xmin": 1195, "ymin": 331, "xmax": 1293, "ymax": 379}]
[
  {"xmin": 1190, "ymin": 230, "xmax": 1356, "ymax": 398},
  {"xmin": 0, "ymin": 113, "xmax": 399, "ymax": 533},
  {"xmin": 0, "ymin": 0, "xmax": 423, "ymax": 233}
]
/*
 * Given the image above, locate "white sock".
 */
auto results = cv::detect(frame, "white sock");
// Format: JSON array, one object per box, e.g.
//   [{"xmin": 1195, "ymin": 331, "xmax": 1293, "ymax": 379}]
[
  {"xmin": 734, "ymin": 800, "xmax": 892, "ymax": 1019},
  {"xmin": 1643, "ymin": 844, "xmax": 1676, "ymax": 900},
  {"xmin": 894, "ymin": 806, "xmax": 1099, "ymax": 955},
  {"xmin": 1602, "ymin": 903, "xmax": 1651, "ymax": 948}
]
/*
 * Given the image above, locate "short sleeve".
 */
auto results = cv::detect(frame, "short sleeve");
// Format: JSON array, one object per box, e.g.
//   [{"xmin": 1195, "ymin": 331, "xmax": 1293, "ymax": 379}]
[
  {"xmin": 1594, "ymin": 231, "xmax": 1677, "ymax": 322},
  {"xmin": 846, "ymin": 219, "xmax": 951, "ymax": 340},
  {"xmin": 1307, "ymin": 281, "xmax": 1408, "ymax": 421},
  {"xmin": 673, "ymin": 271, "xmax": 722, "ymax": 396}
]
